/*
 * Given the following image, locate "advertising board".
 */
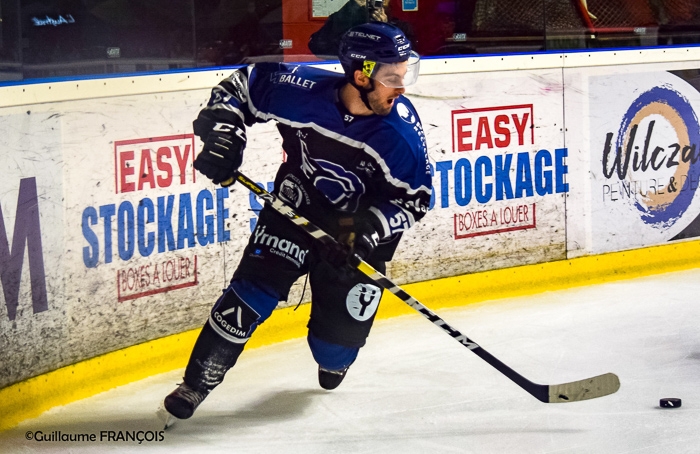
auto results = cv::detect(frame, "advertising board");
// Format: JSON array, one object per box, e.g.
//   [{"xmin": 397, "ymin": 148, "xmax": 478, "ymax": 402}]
[{"xmin": 565, "ymin": 64, "xmax": 700, "ymax": 255}]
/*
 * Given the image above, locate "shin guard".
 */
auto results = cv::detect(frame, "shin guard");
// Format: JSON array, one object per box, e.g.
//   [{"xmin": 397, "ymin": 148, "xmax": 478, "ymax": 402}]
[{"xmin": 184, "ymin": 279, "xmax": 279, "ymax": 392}]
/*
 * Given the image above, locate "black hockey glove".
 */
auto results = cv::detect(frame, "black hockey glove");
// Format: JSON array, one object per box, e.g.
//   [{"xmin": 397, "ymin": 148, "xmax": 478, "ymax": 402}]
[
  {"xmin": 319, "ymin": 214, "xmax": 381, "ymax": 268},
  {"xmin": 193, "ymin": 116, "xmax": 246, "ymax": 185}
]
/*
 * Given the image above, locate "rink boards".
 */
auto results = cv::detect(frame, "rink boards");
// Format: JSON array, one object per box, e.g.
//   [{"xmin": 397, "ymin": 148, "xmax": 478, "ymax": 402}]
[{"xmin": 2, "ymin": 47, "xmax": 700, "ymax": 429}]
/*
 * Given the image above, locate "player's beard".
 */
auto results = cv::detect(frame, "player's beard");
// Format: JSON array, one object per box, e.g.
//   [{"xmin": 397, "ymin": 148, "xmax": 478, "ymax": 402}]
[{"xmin": 367, "ymin": 90, "xmax": 395, "ymax": 116}]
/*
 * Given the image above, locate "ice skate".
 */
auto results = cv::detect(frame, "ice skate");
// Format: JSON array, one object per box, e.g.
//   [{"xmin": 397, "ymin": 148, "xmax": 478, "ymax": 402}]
[
  {"xmin": 162, "ymin": 382, "xmax": 209, "ymax": 421},
  {"xmin": 318, "ymin": 366, "xmax": 349, "ymax": 390}
]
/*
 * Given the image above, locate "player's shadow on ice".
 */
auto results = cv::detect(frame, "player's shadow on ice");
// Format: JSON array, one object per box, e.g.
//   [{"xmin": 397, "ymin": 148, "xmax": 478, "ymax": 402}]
[{"xmin": 191, "ymin": 389, "xmax": 327, "ymax": 428}]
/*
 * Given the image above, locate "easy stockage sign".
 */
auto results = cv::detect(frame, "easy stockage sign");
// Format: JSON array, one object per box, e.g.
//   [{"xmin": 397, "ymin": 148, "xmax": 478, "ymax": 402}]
[
  {"xmin": 588, "ymin": 70, "xmax": 700, "ymax": 252},
  {"xmin": 80, "ymin": 134, "xmax": 231, "ymax": 301},
  {"xmin": 394, "ymin": 70, "xmax": 568, "ymax": 281},
  {"xmin": 445, "ymin": 104, "xmax": 567, "ymax": 238}
]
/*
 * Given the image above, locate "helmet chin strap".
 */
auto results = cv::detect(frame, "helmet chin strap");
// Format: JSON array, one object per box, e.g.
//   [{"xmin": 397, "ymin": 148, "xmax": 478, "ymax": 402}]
[{"xmin": 350, "ymin": 78, "xmax": 376, "ymax": 112}]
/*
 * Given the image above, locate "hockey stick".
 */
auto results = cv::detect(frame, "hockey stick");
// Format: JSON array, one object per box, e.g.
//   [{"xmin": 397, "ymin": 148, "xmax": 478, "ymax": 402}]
[{"xmin": 228, "ymin": 172, "xmax": 620, "ymax": 403}]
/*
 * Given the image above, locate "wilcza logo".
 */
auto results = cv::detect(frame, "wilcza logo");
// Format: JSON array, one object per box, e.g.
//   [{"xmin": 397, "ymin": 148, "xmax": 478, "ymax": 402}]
[{"xmin": 601, "ymin": 86, "xmax": 700, "ymax": 230}]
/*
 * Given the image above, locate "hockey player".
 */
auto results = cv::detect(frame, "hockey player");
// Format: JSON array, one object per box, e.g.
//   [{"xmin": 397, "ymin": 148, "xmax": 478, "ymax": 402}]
[{"xmin": 161, "ymin": 22, "xmax": 432, "ymax": 423}]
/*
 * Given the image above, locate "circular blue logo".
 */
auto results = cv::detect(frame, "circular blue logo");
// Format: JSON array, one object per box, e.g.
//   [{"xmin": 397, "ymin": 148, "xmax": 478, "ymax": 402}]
[{"xmin": 616, "ymin": 86, "xmax": 700, "ymax": 228}]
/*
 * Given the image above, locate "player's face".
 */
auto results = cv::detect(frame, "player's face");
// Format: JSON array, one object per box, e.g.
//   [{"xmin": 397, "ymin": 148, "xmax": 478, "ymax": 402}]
[
  {"xmin": 367, "ymin": 82, "xmax": 405, "ymax": 116},
  {"xmin": 368, "ymin": 62, "xmax": 407, "ymax": 116}
]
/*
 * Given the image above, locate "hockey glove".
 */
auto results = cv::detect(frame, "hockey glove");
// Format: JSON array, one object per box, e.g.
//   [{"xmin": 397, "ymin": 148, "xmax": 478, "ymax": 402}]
[
  {"xmin": 319, "ymin": 214, "xmax": 381, "ymax": 268},
  {"xmin": 193, "ymin": 116, "xmax": 246, "ymax": 185}
]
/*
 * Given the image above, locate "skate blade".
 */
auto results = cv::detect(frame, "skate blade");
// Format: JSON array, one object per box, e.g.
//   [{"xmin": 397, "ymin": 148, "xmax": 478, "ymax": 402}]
[{"xmin": 156, "ymin": 404, "xmax": 178, "ymax": 430}]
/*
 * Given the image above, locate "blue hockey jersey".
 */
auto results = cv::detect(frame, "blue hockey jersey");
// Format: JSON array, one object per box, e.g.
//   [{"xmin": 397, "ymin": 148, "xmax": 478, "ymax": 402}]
[{"xmin": 200, "ymin": 62, "xmax": 432, "ymax": 242}]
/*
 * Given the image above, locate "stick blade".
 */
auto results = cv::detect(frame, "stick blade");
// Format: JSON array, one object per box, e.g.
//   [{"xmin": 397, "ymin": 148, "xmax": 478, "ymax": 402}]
[{"xmin": 548, "ymin": 373, "xmax": 620, "ymax": 403}]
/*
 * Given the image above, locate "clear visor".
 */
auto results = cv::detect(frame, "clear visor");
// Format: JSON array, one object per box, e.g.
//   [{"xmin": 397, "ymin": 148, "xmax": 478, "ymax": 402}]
[{"xmin": 365, "ymin": 51, "xmax": 420, "ymax": 88}]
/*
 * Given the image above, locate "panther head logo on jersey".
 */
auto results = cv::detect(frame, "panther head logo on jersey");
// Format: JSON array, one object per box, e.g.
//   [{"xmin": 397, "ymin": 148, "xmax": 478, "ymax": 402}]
[{"xmin": 299, "ymin": 137, "xmax": 366, "ymax": 212}]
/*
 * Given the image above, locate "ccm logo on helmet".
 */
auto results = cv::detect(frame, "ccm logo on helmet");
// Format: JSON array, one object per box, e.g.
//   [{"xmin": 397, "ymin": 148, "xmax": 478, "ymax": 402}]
[
  {"xmin": 350, "ymin": 53, "xmax": 366, "ymax": 59},
  {"xmin": 398, "ymin": 44, "xmax": 410, "ymax": 51}
]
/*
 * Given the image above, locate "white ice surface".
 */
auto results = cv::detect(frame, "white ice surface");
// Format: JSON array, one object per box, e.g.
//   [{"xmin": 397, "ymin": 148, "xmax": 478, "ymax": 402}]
[{"xmin": 2, "ymin": 268, "xmax": 699, "ymax": 453}]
